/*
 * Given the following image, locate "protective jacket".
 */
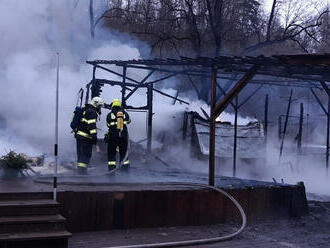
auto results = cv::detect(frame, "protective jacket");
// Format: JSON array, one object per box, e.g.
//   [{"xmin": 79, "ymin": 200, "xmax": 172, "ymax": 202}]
[
  {"xmin": 106, "ymin": 106, "xmax": 131, "ymax": 170},
  {"xmin": 106, "ymin": 106, "xmax": 130, "ymax": 139},
  {"xmin": 76, "ymin": 104, "xmax": 99, "ymax": 143}
]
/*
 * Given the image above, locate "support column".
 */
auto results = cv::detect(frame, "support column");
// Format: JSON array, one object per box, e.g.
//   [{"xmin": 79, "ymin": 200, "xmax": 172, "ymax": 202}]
[
  {"xmin": 121, "ymin": 66, "xmax": 127, "ymax": 108},
  {"xmin": 86, "ymin": 66, "xmax": 96, "ymax": 104},
  {"xmin": 147, "ymin": 84, "xmax": 153, "ymax": 154},
  {"xmin": 297, "ymin": 103, "xmax": 304, "ymax": 153},
  {"xmin": 85, "ymin": 83, "xmax": 90, "ymax": 105},
  {"xmin": 280, "ymin": 89, "xmax": 293, "ymax": 158},
  {"xmin": 327, "ymin": 96, "xmax": 330, "ymax": 171},
  {"xmin": 264, "ymin": 94, "xmax": 269, "ymax": 144},
  {"xmin": 209, "ymin": 68, "xmax": 217, "ymax": 186},
  {"xmin": 182, "ymin": 112, "xmax": 188, "ymax": 141},
  {"xmin": 233, "ymin": 96, "xmax": 238, "ymax": 177},
  {"xmin": 306, "ymin": 92, "xmax": 310, "ymax": 143},
  {"xmin": 278, "ymin": 116, "xmax": 282, "ymax": 140},
  {"xmin": 318, "ymin": 81, "xmax": 330, "ymax": 172},
  {"xmin": 209, "ymin": 65, "xmax": 258, "ymax": 185}
]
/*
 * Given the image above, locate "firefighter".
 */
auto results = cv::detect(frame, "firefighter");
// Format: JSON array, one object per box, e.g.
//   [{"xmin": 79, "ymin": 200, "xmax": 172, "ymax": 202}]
[
  {"xmin": 105, "ymin": 99, "xmax": 131, "ymax": 171},
  {"xmin": 75, "ymin": 96, "xmax": 104, "ymax": 174}
]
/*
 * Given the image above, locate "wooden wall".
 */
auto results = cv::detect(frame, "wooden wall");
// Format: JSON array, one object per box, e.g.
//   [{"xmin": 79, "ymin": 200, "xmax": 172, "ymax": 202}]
[{"xmin": 56, "ymin": 184, "xmax": 308, "ymax": 233}]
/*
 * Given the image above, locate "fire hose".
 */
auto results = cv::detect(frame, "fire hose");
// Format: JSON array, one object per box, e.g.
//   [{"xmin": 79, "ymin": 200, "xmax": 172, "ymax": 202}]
[{"xmin": 102, "ymin": 182, "xmax": 247, "ymax": 248}]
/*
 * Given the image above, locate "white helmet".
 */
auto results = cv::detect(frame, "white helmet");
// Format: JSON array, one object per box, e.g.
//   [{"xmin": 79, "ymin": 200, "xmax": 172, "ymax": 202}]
[{"xmin": 91, "ymin": 97, "xmax": 104, "ymax": 108}]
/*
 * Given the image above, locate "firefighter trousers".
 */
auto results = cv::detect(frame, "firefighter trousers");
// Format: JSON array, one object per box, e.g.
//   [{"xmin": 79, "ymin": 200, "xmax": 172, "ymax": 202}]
[
  {"xmin": 76, "ymin": 137, "xmax": 93, "ymax": 170},
  {"xmin": 107, "ymin": 136, "xmax": 129, "ymax": 168}
]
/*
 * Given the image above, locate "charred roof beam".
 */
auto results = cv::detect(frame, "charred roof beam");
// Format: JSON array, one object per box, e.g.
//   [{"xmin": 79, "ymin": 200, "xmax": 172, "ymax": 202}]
[
  {"xmin": 310, "ymin": 88, "xmax": 329, "ymax": 116},
  {"xmin": 320, "ymin": 81, "xmax": 330, "ymax": 97},
  {"xmin": 94, "ymin": 64, "xmax": 140, "ymax": 85},
  {"xmin": 124, "ymin": 70, "xmax": 155, "ymax": 101},
  {"xmin": 211, "ymin": 65, "xmax": 260, "ymax": 120}
]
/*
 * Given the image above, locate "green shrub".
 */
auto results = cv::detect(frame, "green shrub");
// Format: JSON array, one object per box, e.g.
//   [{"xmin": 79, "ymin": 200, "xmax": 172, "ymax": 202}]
[{"xmin": 0, "ymin": 151, "xmax": 31, "ymax": 170}]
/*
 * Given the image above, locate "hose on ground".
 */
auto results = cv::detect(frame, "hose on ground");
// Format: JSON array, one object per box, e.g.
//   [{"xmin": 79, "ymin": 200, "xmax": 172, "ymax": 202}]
[{"xmin": 102, "ymin": 182, "xmax": 247, "ymax": 248}]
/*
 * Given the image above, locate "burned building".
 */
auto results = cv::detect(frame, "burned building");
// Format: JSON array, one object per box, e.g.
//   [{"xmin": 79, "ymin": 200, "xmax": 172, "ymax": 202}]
[{"xmin": 184, "ymin": 112, "xmax": 265, "ymax": 164}]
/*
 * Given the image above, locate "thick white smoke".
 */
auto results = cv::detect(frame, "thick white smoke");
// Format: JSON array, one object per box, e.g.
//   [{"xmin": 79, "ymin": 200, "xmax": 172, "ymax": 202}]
[
  {"xmin": 0, "ymin": 0, "xmax": 145, "ymax": 157},
  {"xmin": 1, "ymin": 1, "xmax": 328, "ymax": 199},
  {"xmin": 0, "ymin": 0, "xmax": 251, "ymax": 156},
  {"xmin": 0, "ymin": 0, "xmax": 201, "ymax": 158}
]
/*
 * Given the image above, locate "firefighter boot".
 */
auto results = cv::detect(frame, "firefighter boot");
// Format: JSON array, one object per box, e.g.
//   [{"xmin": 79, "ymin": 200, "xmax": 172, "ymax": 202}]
[
  {"xmin": 108, "ymin": 161, "xmax": 116, "ymax": 172},
  {"xmin": 77, "ymin": 166, "xmax": 87, "ymax": 175},
  {"xmin": 121, "ymin": 160, "xmax": 130, "ymax": 171}
]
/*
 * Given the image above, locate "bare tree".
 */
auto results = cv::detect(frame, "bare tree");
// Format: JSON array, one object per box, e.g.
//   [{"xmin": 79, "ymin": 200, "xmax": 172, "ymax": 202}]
[
  {"xmin": 266, "ymin": 0, "xmax": 277, "ymax": 41},
  {"xmin": 316, "ymin": 5, "xmax": 330, "ymax": 52},
  {"xmin": 89, "ymin": 0, "xmax": 95, "ymax": 39},
  {"xmin": 243, "ymin": 0, "xmax": 328, "ymax": 54}
]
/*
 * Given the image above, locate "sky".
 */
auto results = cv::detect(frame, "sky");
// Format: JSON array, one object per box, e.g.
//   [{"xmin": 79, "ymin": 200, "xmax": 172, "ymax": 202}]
[{"xmin": 262, "ymin": 0, "xmax": 328, "ymax": 13}]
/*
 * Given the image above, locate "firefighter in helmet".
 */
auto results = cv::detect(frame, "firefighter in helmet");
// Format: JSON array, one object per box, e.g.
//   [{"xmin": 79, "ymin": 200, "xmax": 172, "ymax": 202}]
[
  {"xmin": 75, "ymin": 96, "xmax": 104, "ymax": 174},
  {"xmin": 105, "ymin": 99, "xmax": 131, "ymax": 171}
]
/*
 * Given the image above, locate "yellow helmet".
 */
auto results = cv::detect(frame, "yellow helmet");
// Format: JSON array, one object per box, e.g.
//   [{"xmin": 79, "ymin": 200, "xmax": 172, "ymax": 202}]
[{"xmin": 112, "ymin": 99, "xmax": 122, "ymax": 107}]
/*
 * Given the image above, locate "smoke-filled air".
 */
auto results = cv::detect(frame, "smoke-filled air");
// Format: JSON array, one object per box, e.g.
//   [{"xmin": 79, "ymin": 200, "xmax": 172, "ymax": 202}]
[{"xmin": 0, "ymin": 0, "xmax": 329, "ymax": 199}]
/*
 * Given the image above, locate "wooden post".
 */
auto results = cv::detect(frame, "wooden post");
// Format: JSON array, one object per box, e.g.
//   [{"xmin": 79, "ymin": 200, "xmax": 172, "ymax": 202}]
[
  {"xmin": 306, "ymin": 92, "xmax": 310, "ymax": 143},
  {"xmin": 278, "ymin": 115, "xmax": 282, "ymax": 140},
  {"xmin": 327, "ymin": 96, "xmax": 330, "ymax": 171},
  {"xmin": 209, "ymin": 68, "xmax": 217, "ymax": 186},
  {"xmin": 211, "ymin": 65, "xmax": 259, "ymax": 120},
  {"xmin": 182, "ymin": 112, "xmax": 188, "ymax": 141},
  {"xmin": 85, "ymin": 66, "xmax": 95, "ymax": 104},
  {"xmin": 233, "ymin": 96, "xmax": 238, "ymax": 177},
  {"xmin": 147, "ymin": 84, "xmax": 153, "ymax": 154},
  {"xmin": 280, "ymin": 90, "xmax": 293, "ymax": 158},
  {"xmin": 318, "ymin": 81, "xmax": 330, "ymax": 172},
  {"xmin": 264, "ymin": 94, "xmax": 269, "ymax": 144},
  {"xmin": 85, "ymin": 83, "xmax": 90, "ymax": 105},
  {"xmin": 121, "ymin": 66, "xmax": 127, "ymax": 108},
  {"xmin": 297, "ymin": 103, "xmax": 304, "ymax": 153}
]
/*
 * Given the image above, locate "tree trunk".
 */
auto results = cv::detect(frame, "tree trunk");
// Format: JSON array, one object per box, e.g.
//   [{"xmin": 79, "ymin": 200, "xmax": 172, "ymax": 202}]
[
  {"xmin": 89, "ymin": 0, "xmax": 95, "ymax": 39},
  {"xmin": 266, "ymin": 0, "xmax": 277, "ymax": 41}
]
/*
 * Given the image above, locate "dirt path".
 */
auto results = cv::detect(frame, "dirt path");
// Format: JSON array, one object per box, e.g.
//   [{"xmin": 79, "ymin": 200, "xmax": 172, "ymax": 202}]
[{"xmin": 69, "ymin": 201, "xmax": 330, "ymax": 248}]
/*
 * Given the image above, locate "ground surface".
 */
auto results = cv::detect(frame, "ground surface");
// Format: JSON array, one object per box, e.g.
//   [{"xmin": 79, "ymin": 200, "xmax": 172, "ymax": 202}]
[
  {"xmin": 0, "ymin": 155, "xmax": 289, "ymax": 192},
  {"xmin": 69, "ymin": 201, "xmax": 330, "ymax": 248},
  {"xmin": 1, "ymin": 151, "xmax": 330, "ymax": 247}
]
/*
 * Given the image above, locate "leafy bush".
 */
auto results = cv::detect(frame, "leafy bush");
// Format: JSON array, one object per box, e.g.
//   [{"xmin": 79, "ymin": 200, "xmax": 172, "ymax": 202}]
[{"xmin": 0, "ymin": 151, "xmax": 31, "ymax": 170}]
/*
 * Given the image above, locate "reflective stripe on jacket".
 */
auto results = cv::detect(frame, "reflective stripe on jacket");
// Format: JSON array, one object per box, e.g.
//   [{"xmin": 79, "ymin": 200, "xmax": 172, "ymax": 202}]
[
  {"xmin": 106, "ymin": 107, "xmax": 130, "ymax": 138},
  {"xmin": 76, "ymin": 104, "xmax": 98, "ymax": 140}
]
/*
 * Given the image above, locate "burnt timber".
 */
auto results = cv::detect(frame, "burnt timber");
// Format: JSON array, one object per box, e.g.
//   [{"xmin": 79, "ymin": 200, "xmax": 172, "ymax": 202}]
[{"xmin": 86, "ymin": 53, "xmax": 330, "ymax": 186}]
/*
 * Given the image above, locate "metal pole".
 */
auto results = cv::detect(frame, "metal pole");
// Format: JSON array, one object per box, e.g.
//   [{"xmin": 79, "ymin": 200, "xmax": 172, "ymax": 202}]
[
  {"xmin": 327, "ymin": 96, "xmax": 330, "ymax": 171},
  {"xmin": 279, "ymin": 90, "xmax": 293, "ymax": 158},
  {"xmin": 264, "ymin": 94, "xmax": 269, "ymax": 144},
  {"xmin": 147, "ymin": 84, "xmax": 153, "ymax": 153},
  {"xmin": 297, "ymin": 103, "xmax": 304, "ymax": 154},
  {"xmin": 53, "ymin": 53, "xmax": 60, "ymax": 201},
  {"xmin": 209, "ymin": 68, "xmax": 217, "ymax": 186},
  {"xmin": 233, "ymin": 96, "xmax": 238, "ymax": 177}
]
